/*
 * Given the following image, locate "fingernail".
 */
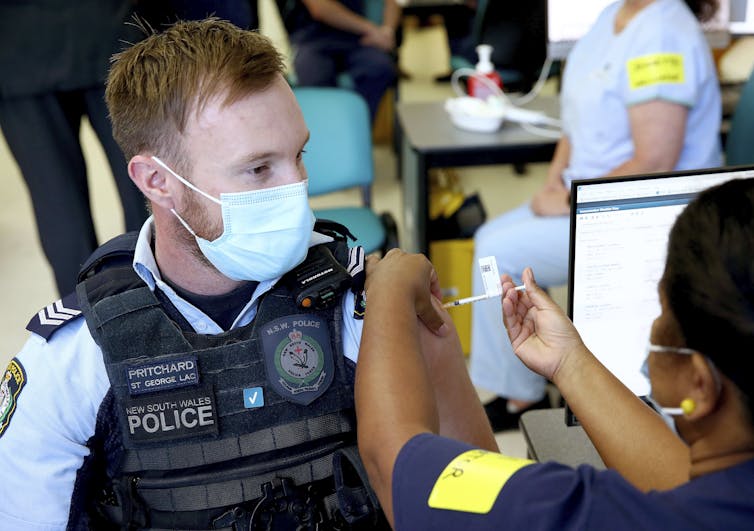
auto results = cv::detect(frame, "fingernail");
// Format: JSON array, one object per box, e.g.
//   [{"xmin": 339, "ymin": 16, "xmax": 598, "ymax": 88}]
[{"xmin": 438, "ymin": 323, "xmax": 450, "ymax": 336}]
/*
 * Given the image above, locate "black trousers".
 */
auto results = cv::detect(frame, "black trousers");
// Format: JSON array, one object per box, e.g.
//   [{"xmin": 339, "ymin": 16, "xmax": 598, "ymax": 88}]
[{"xmin": 0, "ymin": 87, "xmax": 148, "ymax": 295}]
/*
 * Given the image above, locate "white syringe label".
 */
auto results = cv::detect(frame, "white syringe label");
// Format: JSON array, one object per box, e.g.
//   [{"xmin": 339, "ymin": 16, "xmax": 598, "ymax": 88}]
[{"xmin": 478, "ymin": 256, "xmax": 502, "ymax": 296}]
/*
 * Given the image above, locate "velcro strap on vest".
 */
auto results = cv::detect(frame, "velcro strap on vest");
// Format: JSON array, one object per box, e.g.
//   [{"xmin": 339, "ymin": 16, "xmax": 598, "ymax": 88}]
[
  {"xmin": 121, "ymin": 412, "xmax": 355, "ymax": 472},
  {"xmin": 101, "ymin": 476, "xmax": 340, "ymax": 530},
  {"xmin": 133, "ymin": 441, "xmax": 345, "ymax": 512}
]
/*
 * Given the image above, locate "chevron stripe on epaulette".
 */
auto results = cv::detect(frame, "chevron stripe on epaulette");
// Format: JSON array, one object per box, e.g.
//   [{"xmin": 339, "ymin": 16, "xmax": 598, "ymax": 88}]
[{"xmin": 26, "ymin": 291, "xmax": 82, "ymax": 340}]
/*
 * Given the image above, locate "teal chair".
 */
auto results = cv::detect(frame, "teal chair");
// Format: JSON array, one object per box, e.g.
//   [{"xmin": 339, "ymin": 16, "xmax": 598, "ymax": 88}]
[
  {"xmin": 293, "ymin": 86, "xmax": 398, "ymax": 254},
  {"xmin": 726, "ymin": 70, "xmax": 754, "ymax": 166}
]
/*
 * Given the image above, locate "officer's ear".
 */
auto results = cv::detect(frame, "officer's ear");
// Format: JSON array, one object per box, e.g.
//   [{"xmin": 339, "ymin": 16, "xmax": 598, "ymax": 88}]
[{"xmin": 129, "ymin": 155, "xmax": 175, "ymax": 210}]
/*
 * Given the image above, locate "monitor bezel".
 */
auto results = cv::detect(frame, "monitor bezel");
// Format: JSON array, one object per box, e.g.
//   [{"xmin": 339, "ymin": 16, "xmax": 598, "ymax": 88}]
[
  {"xmin": 563, "ymin": 164, "xmax": 754, "ymax": 425},
  {"xmin": 567, "ymin": 165, "xmax": 754, "ymax": 320},
  {"xmin": 547, "ymin": 0, "xmax": 732, "ymax": 60}
]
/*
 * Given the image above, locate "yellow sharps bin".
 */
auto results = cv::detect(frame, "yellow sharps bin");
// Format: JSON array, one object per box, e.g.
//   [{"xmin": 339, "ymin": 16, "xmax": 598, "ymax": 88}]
[{"xmin": 429, "ymin": 238, "xmax": 474, "ymax": 356}]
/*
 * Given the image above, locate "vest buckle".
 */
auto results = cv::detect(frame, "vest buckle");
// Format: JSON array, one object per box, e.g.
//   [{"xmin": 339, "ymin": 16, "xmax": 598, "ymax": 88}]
[
  {"xmin": 212, "ymin": 506, "xmax": 249, "ymax": 530},
  {"xmin": 250, "ymin": 478, "xmax": 324, "ymax": 530}
]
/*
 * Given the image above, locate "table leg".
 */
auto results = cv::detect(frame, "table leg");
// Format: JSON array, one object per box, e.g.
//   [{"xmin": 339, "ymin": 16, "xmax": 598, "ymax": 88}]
[{"xmin": 401, "ymin": 138, "xmax": 429, "ymax": 254}]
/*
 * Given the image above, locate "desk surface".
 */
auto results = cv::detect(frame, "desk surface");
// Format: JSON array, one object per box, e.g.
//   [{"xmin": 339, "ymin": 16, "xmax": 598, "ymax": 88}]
[
  {"xmin": 397, "ymin": 96, "xmax": 560, "ymax": 154},
  {"xmin": 397, "ymin": 95, "xmax": 559, "ymax": 253},
  {"xmin": 519, "ymin": 408, "xmax": 606, "ymax": 469}
]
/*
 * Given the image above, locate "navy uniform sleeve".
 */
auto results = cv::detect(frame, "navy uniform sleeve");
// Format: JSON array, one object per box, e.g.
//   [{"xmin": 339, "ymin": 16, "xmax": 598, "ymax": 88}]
[
  {"xmin": 392, "ymin": 433, "xmax": 670, "ymax": 531},
  {"xmin": 392, "ymin": 433, "xmax": 537, "ymax": 530}
]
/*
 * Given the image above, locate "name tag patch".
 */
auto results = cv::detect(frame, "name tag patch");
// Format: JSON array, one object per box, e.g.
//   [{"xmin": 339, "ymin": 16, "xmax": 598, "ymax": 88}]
[
  {"xmin": 0, "ymin": 359, "xmax": 26, "ymax": 438},
  {"xmin": 262, "ymin": 314, "xmax": 334, "ymax": 405},
  {"xmin": 123, "ymin": 384, "xmax": 218, "ymax": 443},
  {"xmin": 627, "ymin": 53, "xmax": 684, "ymax": 90},
  {"xmin": 125, "ymin": 354, "xmax": 199, "ymax": 395}
]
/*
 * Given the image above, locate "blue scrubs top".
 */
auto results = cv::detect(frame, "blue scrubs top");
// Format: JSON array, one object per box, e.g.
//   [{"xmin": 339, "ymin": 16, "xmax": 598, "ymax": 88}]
[{"xmin": 561, "ymin": 0, "xmax": 722, "ymax": 187}]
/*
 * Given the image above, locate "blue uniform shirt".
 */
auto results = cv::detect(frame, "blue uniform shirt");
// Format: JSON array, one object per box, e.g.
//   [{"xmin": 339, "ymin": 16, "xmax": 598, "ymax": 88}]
[
  {"xmin": 0, "ymin": 218, "xmax": 364, "ymax": 529},
  {"xmin": 393, "ymin": 433, "xmax": 754, "ymax": 530},
  {"xmin": 561, "ymin": 0, "xmax": 722, "ymax": 187}
]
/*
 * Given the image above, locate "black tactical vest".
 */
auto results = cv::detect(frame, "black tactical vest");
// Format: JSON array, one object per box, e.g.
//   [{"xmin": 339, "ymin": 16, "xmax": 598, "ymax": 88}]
[{"xmin": 73, "ymin": 229, "xmax": 384, "ymax": 530}]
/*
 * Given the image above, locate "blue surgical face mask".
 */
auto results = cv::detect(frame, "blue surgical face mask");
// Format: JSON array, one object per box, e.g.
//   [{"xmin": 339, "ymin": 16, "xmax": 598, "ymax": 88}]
[{"xmin": 152, "ymin": 156, "xmax": 315, "ymax": 282}]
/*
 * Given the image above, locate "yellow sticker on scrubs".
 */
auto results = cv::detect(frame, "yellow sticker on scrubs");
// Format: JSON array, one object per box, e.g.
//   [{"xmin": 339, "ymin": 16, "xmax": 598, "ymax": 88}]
[
  {"xmin": 627, "ymin": 53, "xmax": 684, "ymax": 90},
  {"xmin": 428, "ymin": 450, "xmax": 533, "ymax": 514}
]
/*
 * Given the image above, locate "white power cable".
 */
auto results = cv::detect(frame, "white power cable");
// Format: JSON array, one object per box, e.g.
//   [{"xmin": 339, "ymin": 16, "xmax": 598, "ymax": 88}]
[
  {"xmin": 520, "ymin": 121, "xmax": 563, "ymax": 139},
  {"xmin": 449, "ymin": 67, "xmax": 561, "ymax": 139},
  {"xmin": 509, "ymin": 55, "xmax": 555, "ymax": 107}
]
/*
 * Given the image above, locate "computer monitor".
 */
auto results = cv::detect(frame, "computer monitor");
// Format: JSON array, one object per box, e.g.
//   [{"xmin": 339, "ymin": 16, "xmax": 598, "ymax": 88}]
[
  {"xmin": 705, "ymin": 0, "xmax": 732, "ymax": 48},
  {"xmin": 567, "ymin": 166, "xmax": 754, "ymax": 402},
  {"xmin": 547, "ymin": 0, "xmax": 730, "ymax": 59},
  {"xmin": 546, "ymin": 0, "xmax": 613, "ymax": 59},
  {"xmin": 730, "ymin": 0, "xmax": 754, "ymax": 35}
]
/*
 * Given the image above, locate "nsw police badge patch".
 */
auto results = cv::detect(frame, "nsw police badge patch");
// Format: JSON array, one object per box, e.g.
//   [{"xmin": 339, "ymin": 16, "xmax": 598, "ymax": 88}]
[
  {"xmin": 0, "ymin": 358, "xmax": 26, "ymax": 438},
  {"xmin": 262, "ymin": 315, "xmax": 334, "ymax": 405}
]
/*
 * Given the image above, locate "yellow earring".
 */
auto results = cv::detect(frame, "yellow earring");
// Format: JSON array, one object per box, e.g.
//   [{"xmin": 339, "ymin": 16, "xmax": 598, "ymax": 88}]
[{"xmin": 680, "ymin": 398, "xmax": 696, "ymax": 415}]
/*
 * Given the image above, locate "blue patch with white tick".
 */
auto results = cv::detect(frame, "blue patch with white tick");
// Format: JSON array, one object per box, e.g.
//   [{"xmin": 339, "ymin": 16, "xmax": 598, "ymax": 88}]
[{"xmin": 244, "ymin": 387, "xmax": 265, "ymax": 408}]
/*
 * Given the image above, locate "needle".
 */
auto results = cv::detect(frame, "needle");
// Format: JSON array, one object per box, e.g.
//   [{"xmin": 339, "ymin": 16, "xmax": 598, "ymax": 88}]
[{"xmin": 442, "ymin": 285, "xmax": 525, "ymax": 308}]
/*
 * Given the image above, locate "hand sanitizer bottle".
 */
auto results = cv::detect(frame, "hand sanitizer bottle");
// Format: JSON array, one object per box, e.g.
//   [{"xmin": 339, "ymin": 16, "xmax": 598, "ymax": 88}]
[{"xmin": 468, "ymin": 44, "xmax": 503, "ymax": 100}]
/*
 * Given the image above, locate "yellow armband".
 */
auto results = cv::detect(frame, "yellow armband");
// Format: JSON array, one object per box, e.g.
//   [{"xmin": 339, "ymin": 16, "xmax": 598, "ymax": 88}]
[
  {"xmin": 627, "ymin": 53, "xmax": 684, "ymax": 90},
  {"xmin": 428, "ymin": 449, "xmax": 534, "ymax": 514}
]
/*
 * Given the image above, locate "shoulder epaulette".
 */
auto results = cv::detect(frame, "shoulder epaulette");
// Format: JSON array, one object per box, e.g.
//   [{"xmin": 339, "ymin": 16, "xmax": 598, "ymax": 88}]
[{"xmin": 26, "ymin": 291, "xmax": 82, "ymax": 340}]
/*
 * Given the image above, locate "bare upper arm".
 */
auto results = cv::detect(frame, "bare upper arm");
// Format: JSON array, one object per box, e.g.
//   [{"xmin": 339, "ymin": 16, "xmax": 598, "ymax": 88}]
[{"xmin": 627, "ymin": 99, "xmax": 688, "ymax": 172}]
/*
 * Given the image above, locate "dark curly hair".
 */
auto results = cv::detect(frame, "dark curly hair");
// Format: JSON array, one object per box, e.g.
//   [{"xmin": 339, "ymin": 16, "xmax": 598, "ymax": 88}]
[{"xmin": 685, "ymin": 0, "xmax": 719, "ymax": 21}]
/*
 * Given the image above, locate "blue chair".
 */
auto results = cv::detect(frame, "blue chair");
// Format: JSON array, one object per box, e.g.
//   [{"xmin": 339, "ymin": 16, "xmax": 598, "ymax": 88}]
[
  {"xmin": 293, "ymin": 86, "xmax": 398, "ymax": 254},
  {"xmin": 726, "ymin": 70, "xmax": 754, "ymax": 165}
]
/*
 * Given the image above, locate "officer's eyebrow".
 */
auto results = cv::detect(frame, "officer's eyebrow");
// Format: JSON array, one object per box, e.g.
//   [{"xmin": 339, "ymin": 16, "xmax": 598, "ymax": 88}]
[{"xmin": 233, "ymin": 132, "xmax": 311, "ymax": 169}]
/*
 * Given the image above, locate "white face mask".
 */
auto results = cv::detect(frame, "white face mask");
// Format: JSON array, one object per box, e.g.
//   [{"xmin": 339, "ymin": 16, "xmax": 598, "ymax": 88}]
[
  {"xmin": 640, "ymin": 344, "xmax": 697, "ymax": 434},
  {"xmin": 152, "ymin": 156, "xmax": 315, "ymax": 282}
]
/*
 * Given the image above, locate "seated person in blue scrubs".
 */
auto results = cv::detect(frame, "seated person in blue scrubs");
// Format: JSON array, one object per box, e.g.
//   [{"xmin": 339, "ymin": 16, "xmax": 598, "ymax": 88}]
[
  {"xmin": 356, "ymin": 178, "xmax": 754, "ymax": 529},
  {"xmin": 470, "ymin": 0, "xmax": 723, "ymax": 431}
]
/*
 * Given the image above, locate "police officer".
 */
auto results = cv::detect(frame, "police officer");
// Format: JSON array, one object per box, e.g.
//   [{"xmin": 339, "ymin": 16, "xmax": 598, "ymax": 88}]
[
  {"xmin": 357, "ymin": 190, "xmax": 754, "ymax": 531},
  {"xmin": 0, "ymin": 19, "xmax": 385, "ymax": 530}
]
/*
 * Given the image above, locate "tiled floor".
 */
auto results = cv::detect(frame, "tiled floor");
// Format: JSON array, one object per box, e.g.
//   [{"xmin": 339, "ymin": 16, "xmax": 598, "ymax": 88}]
[{"xmin": 0, "ymin": 2, "xmax": 555, "ymax": 456}]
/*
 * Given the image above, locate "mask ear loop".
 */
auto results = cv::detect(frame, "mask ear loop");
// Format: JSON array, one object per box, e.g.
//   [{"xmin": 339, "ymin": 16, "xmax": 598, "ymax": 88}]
[
  {"xmin": 170, "ymin": 207, "xmax": 199, "ymax": 237},
  {"xmin": 152, "ymin": 156, "xmax": 223, "ymax": 238},
  {"xmin": 151, "ymin": 156, "xmax": 222, "ymax": 205}
]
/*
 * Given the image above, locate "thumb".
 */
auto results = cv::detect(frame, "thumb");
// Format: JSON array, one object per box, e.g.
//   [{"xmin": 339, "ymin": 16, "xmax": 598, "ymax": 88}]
[
  {"xmin": 521, "ymin": 267, "xmax": 557, "ymax": 310},
  {"xmin": 417, "ymin": 295, "xmax": 450, "ymax": 337}
]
